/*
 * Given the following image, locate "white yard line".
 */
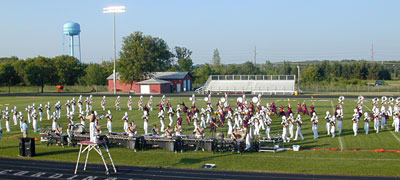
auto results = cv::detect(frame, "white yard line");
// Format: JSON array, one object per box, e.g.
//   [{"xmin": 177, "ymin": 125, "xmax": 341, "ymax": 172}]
[
  {"xmin": 364, "ymin": 104, "xmax": 400, "ymax": 144},
  {"xmin": 331, "ymin": 100, "xmax": 344, "ymax": 151}
]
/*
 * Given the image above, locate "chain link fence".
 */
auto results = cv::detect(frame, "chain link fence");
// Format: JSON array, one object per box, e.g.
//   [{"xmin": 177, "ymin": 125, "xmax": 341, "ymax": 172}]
[{"xmin": 300, "ymin": 85, "xmax": 400, "ymax": 93}]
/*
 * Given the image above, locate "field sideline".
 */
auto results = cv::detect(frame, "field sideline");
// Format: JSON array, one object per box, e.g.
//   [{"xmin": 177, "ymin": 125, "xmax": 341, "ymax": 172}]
[{"xmin": 0, "ymin": 95, "xmax": 399, "ymax": 177}]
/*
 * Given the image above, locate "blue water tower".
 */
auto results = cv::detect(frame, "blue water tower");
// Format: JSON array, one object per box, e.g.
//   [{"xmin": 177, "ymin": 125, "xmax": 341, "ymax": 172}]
[{"xmin": 63, "ymin": 22, "xmax": 82, "ymax": 61}]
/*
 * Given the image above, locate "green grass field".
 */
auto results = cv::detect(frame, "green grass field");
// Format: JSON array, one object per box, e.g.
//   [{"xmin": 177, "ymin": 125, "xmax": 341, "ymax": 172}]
[{"xmin": 0, "ymin": 95, "xmax": 399, "ymax": 177}]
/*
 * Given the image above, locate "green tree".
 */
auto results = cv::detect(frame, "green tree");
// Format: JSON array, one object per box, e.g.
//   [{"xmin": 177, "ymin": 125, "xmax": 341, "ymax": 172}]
[
  {"xmin": 282, "ymin": 61, "xmax": 292, "ymax": 75},
  {"xmin": 53, "ymin": 55, "xmax": 86, "ymax": 85},
  {"xmin": 194, "ymin": 64, "xmax": 213, "ymax": 85},
  {"xmin": 0, "ymin": 63, "xmax": 20, "ymax": 93},
  {"xmin": 302, "ymin": 66, "xmax": 318, "ymax": 83},
  {"xmin": 24, "ymin": 56, "xmax": 58, "ymax": 93},
  {"xmin": 175, "ymin": 46, "xmax": 193, "ymax": 73},
  {"xmin": 118, "ymin": 31, "xmax": 172, "ymax": 90},
  {"xmin": 212, "ymin": 48, "xmax": 223, "ymax": 73},
  {"xmin": 83, "ymin": 64, "xmax": 109, "ymax": 85}
]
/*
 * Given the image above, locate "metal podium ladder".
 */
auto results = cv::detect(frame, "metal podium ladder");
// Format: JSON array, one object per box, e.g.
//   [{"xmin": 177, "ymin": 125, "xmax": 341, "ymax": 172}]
[{"xmin": 74, "ymin": 140, "xmax": 117, "ymax": 175}]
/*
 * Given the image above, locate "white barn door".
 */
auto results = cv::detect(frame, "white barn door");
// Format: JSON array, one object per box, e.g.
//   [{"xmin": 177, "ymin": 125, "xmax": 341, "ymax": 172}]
[{"xmin": 141, "ymin": 85, "xmax": 150, "ymax": 94}]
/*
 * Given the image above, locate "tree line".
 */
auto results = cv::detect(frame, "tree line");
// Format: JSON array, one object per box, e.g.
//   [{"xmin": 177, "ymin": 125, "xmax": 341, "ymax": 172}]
[{"xmin": 0, "ymin": 31, "xmax": 396, "ymax": 93}]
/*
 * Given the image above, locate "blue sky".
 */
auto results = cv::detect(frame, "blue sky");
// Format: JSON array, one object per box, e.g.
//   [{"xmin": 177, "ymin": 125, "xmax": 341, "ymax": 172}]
[{"xmin": 0, "ymin": 0, "xmax": 399, "ymax": 64}]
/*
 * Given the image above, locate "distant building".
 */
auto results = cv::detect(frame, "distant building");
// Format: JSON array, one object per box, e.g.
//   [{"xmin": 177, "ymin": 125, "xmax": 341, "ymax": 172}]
[{"xmin": 106, "ymin": 72, "xmax": 193, "ymax": 94}]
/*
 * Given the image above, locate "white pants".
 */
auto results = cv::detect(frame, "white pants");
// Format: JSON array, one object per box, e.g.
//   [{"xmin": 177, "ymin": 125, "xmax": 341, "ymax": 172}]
[
  {"xmin": 282, "ymin": 128, "xmax": 290, "ymax": 143},
  {"xmin": 102, "ymin": 105, "xmax": 106, "ymax": 111},
  {"xmin": 265, "ymin": 126, "xmax": 271, "ymax": 139},
  {"xmin": 245, "ymin": 134, "xmax": 251, "ymax": 149},
  {"xmin": 353, "ymin": 123, "xmax": 358, "ymax": 136},
  {"xmin": 46, "ymin": 110, "xmax": 50, "ymax": 120},
  {"xmin": 66, "ymin": 108, "xmax": 70, "ymax": 116},
  {"xmin": 6, "ymin": 121, "xmax": 10, "ymax": 132},
  {"xmin": 52, "ymin": 121, "xmax": 57, "ymax": 131},
  {"xmin": 381, "ymin": 117, "xmax": 386, "ymax": 129},
  {"xmin": 254, "ymin": 123, "xmax": 260, "ymax": 136},
  {"xmin": 89, "ymin": 122, "xmax": 97, "ymax": 143},
  {"xmin": 193, "ymin": 121, "xmax": 198, "ymax": 132},
  {"xmin": 123, "ymin": 122, "xmax": 129, "ymax": 133},
  {"xmin": 128, "ymin": 105, "xmax": 132, "ymax": 111},
  {"xmin": 13, "ymin": 115, "xmax": 17, "ymax": 125},
  {"xmin": 234, "ymin": 118, "xmax": 240, "ymax": 129},
  {"xmin": 107, "ymin": 121, "xmax": 112, "ymax": 133},
  {"xmin": 337, "ymin": 121, "xmax": 343, "ymax": 134},
  {"xmin": 33, "ymin": 119, "xmax": 37, "ymax": 132},
  {"xmin": 374, "ymin": 120, "xmax": 380, "ymax": 133},
  {"xmin": 228, "ymin": 121, "xmax": 233, "ymax": 135},
  {"xmin": 288, "ymin": 124, "xmax": 294, "ymax": 138},
  {"xmin": 259, "ymin": 119, "xmax": 265, "ymax": 130},
  {"xmin": 57, "ymin": 110, "xmax": 61, "ymax": 119},
  {"xmin": 169, "ymin": 115, "xmax": 174, "ymax": 126},
  {"xmin": 206, "ymin": 114, "xmax": 211, "ymax": 123},
  {"xmin": 39, "ymin": 112, "xmax": 43, "ymax": 121},
  {"xmin": 72, "ymin": 106, "xmax": 75, "ymax": 114},
  {"xmin": 394, "ymin": 119, "xmax": 399, "ymax": 132},
  {"xmin": 27, "ymin": 114, "xmax": 31, "ymax": 123},
  {"xmin": 144, "ymin": 121, "xmax": 148, "ymax": 135},
  {"xmin": 312, "ymin": 124, "xmax": 318, "ymax": 139},
  {"xmin": 78, "ymin": 105, "xmax": 82, "ymax": 113},
  {"xmin": 326, "ymin": 123, "xmax": 330, "ymax": 135},
  {"xmin": 160, "ymin": 120, "xmax": 165, "ymax": 132},
  {"xmin": 364, "ymin": 122, "xmax": 369, "ymax": 134},
  {"xmin": 295, "ymin": 126, "xmax": 304, "ymax": 140},
  {"xmin": 330, "ymin": 126, "xmax": 335, "ymax": 137},
  {"xmin": 200, "ymin": 118, "xmax": 206, "ymax": 128}
]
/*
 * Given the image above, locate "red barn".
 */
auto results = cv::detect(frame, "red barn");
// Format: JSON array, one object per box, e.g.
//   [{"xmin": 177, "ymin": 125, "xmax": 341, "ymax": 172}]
[{"xmin": 107, "ymin": 72, "xmax": 192, "ymax": 94}]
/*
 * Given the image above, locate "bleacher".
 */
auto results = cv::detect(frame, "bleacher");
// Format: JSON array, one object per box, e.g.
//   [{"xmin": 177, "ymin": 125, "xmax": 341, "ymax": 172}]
[{"xmin": 198, "ymin": 75, "xmax": 296, "ymax": 95}]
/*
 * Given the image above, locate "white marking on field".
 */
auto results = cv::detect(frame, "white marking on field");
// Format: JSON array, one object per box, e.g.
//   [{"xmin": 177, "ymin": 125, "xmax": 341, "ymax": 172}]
[{"xmin": 331, "ymin": 100, "xmax": 344, "ymax": 151}]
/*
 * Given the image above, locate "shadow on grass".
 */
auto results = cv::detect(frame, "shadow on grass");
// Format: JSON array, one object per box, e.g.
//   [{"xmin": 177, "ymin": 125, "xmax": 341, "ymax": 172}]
[
  {"xmin": 0, "ymin": 145, "xmax": 19, "ymax": 150},
  {"xmin": 35, "ymin": 149, "xmax": 78, "ymax": 157}
]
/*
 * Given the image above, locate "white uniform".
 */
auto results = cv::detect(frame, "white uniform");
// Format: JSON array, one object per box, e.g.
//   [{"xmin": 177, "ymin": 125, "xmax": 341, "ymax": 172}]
[
  {"xmin": 364, "ymin": 112, "xmax": 370, "ymax": 134},
  {"xmin": 168, "ymin": 108, "xmax": 174, "ymax": 127},
  {"xmin": 122, "ymin": 112, "xmax": 129, "ymax": 133},
  {"xmin": 159, "ymin": 111, "xmax": 165, "ymax": 132},
  {"xmin": 311, "ymin": 113, "xmax": 319, "ymax": 139},
  {"xmin": 294, "ymin": 115, "xmax": 304, "ymax": 140},
  {"xmin": 352, "ymin": 115, "xmax": 358, "ymax": 136},
  {"xmin": 330, "ymin": 117, "xmax": 336, "ymax": 138},
  {"xmin": 281, "ymin": 117, "xmax": 290, "ymax": 143},
  {"xmin": 45, "ymin": 102, "xmax": 51, "ymax": 120},
  {"xmin": 288, "ymin": 114, "xmax": 294, "ymax": 139},
  {"xmin": 106, "ymin": 111, "xmax": 112, "ymax": 133},
  {"xmin": 143, "ymin": 111, "xmax": 149, "ymax": 135},
  {"xmin": 265, "ymin": 118, "xmax": 272, "ymax": 139},
  {"xmin": 32, "ymin": 110, "xmax": 37, "ymax": 132},
  {"xmin": 325, "ymin": 112, "xmax": 331, "ymax": 135},
  {"xmin": 374, "ymin": 113, "xmax": 380, "ymax": 133},
  {"xmin": 393, "ymin": 113, "xmax": 399, "ymax": 132}
]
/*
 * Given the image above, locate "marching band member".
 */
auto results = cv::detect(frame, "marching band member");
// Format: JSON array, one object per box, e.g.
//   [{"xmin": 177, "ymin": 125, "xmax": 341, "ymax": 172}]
[
  {"xmin": 243, "ymin": 124, "xmax": 251, "ymax": 150},
  {"xmin": 89, "ymin": 95, "xmax": 94, "ymax": 111},
  {"xmin": 152, "ymin": 124, "xmax": 159, "ymax": 136},
  {"xmin": 200, "ymin": 108, "xmax": 206, "ymax": 129},
  {"xmin": 67, "ymin": 111, "xmax": 74, "ymax": 126},
  {"xmin": 161, "ymin": 95, "xmax": 166, "ymax": 111},
  {"xmin": 294, "ymin": 114, "xmax": 304, "ymax": 141},
  {"xmin": 233, "ymin": 112, "xmax": 240, "ymax": 129},
  {"xmin": 79, "ymin": 112, "xmax": 85, "ymax": 127},
  {"xmin": 78, "ymin": 95, "xmax": 83, "ymax": 113},
  {"xmin": 127, "ymin": 96, "xmax": 133, "ymax": 111},
  {"xmin": 281, "ymin": 116, "xmax": 290, "ymax": 143},
  {"xmin": 25, "ymin": 106, "xmax": 31, "ymax": 123},
  {"xmin": 101, "ymin": 96, "xmax": 106, "ymax": 111},
  {"xmin": 4, "ymin": 111, "xmax": 10, "ymax": 132},
  {"xmin": 325, "ymin": 111, "xmax": 331, "ymax": 135},
  {"xmin": 122, "ymin": 112, "xmax": 129, "ymax": 134},
  {"xmin": 258, "ymin": 113, "xmax": 265, "ymax": 131},
  {"xmin": 45, "ymin": 102, "xmax": 51, "ymax": 120},
  {"xmin": 0, "ymin": 110, "xmax": 2, "ymax": 130},
  {"xmin": 21, "ymin": 120, "xmax": 28, "ymax": 138},
  {"xmin": 195, "ymin": 124, "xmax": 204, "ymax": 139},
  {"xmin": 138, "ymin": 96, "xmax": 144, "ymax": 111},
  {"xmin": 38, "ymin": 104, "xmax": 43, "ymax": 121},
  {"xmin": 158, "ymin": 111, "xmax": 165, "ymax": 132},
  {"xmin": 31, "ymin": 108, "xmax": 38, "ymax": 132},
  {"xmin": 302, "ymin": 102, "xmax": 309, "ymax": 115},
  {"xmin": 165, "ymin": 125, "xmax": 174, "ymax": 138},
  {"xmin": 174, "ymin": 122, "xmax": 182, "ymax": 136},
  {"xmin": 168, "ymin": 106, "xmax": 175, "ymax": 127},
  {"xmin": 336, "ymin": 109, "xmax": 343, "ymax": 135},
  {"xmin": 85, "ymin": 111, "xmax": 97, "ymax": 143},
  {"xmin": 55, "ymin": 101, "xmax": 61, "ymax": 119},
  {"xmin": 65, "ymin": 100, "xmax": 71, "ymax": 116},
  {"xmin": 210, "ymin": 116, "xmax": 218, "ymax": 134},
  {"xmin": 309, "ymin": 102, "xmax": 316, "ymax": 117},
  {"xmin": 227, "ymin": 114, "xmax": 233, "ymax": 136},
  {"xmin": 128, "ymin": 121, "xmax": 137, "ymax": 137},
  {"xmin": 288, "ymin": 113, "xmax": 295, "ymax": 139},
  {"xmin": 18, "ymin": 112, "xmax": 23, "ymax": 132},
  {"xmin": 393, "ymin": 112, "xmax": 399, "ymax": 132},
  {"xmin": 330, "ymin": 116, "xmax": 336, "ymax": 138},
  {"xmin": 106, "ymin": 110, "xmax": 112, "ymax": 133},
  {"xmin": 311, "ymin": 112, "xmax": 319, "ymax": 139},
  {"xmin": 147, "ymin": 96, "xmax": 153, "ymax": 111},
  {"xmin": 265, "ymin": 115, "xmax": 272, "ymax": 139},
  {"xmin": 253, "ymin": 117, "xmax": 260, "ymax": 137},
  {"xmin": 71, "ymin": 97, "xmax": 76, "ymax": 114},
  {"xmin": 352, "ymin": 113, "xmax": 359, "ymax": 136},
  {"xmin": 84, "ymin": 97, "xmax": 90, "ymax": 113},
  {"xmin": 51, "ymin": 112, "xmax": 57, "ymax": 131},
  {"xmin": 67, "ymin": 119, "xmax": 74, "ymax": 145},
  {"xmin": 12, "ymin": 106, "xmax": 18, "ymax": 125},
  {"xmin": 192, "ymin": 112, "xmax": 199, "ymax": 133},
  {"xmin": 115, "ymin": 96, "xmax": 121, "ymax": 111},
  {"xmin": 206, "ymin": 105, "xmax": 212, "ymax": 124},
  {"xmin": 364, "ymin": 112, "xmax": 370, "ymax": 134},
  {"xmin": 373, "ymin": 109, "xmax": 380, "ymax": 133},
  {"xmin": 143, "ymin": 110, "xmax": 149, "ymax": 135}
]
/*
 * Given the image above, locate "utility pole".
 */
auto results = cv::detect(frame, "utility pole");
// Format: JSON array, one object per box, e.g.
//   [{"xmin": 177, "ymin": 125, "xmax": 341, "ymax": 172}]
[
  {"xmin": 254, "ymin": 46, "xmax": 257, "ymax": 65},
  {"xmin": 371, "ymin": 43, "xmax": 374, "ymax": 62}
]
